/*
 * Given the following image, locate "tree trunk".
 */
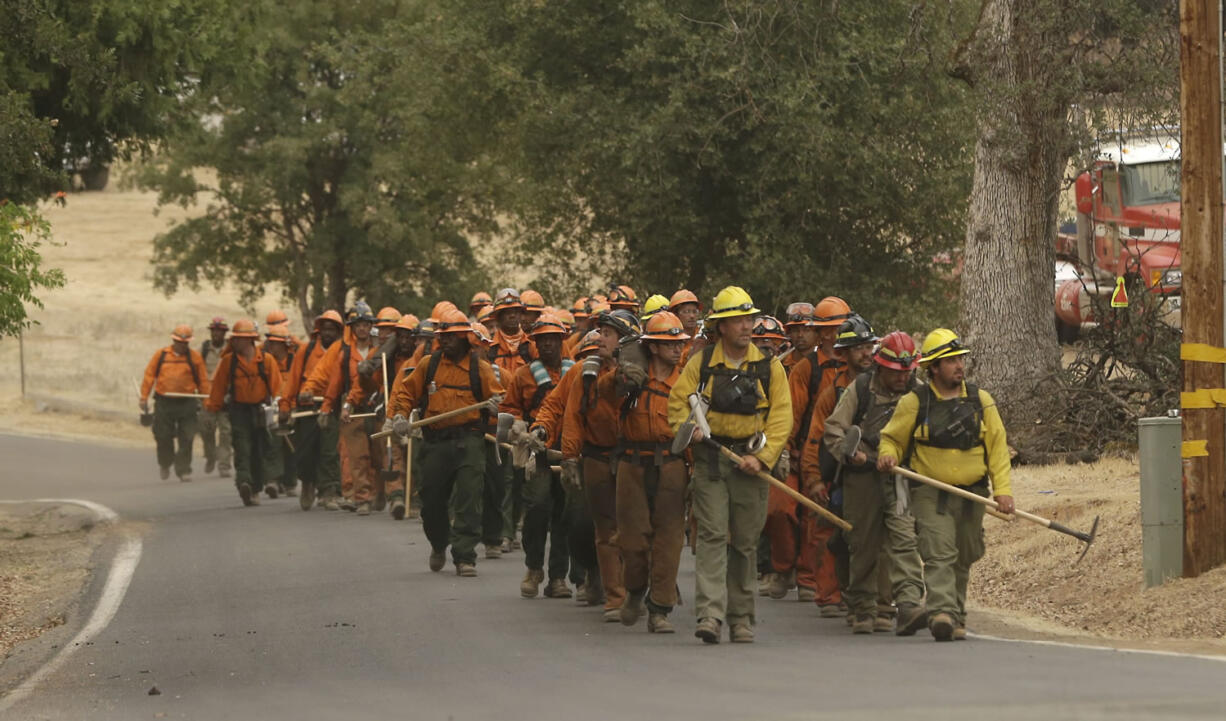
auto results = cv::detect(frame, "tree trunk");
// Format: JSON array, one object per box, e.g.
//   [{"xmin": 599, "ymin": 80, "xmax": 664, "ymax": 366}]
[{"xmin": 958, "ymin": 0, "xmax": 1065, "ymax": 428}]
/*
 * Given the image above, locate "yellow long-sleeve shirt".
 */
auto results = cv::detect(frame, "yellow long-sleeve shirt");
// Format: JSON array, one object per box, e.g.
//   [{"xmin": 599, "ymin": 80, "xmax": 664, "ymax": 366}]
[
  {"xmin": 877, "ymin": 381, "xmax": 1012, "ymax": 497},
  {"xmin": 668, "ymin": 341, "xmax": 792, "ymax": 468}
]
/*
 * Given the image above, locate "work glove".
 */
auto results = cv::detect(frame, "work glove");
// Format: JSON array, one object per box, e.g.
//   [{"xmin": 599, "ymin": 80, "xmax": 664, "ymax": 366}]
[
  {"xmin": 357, "ymin": 357, "xmax": 379, "ymax": 377},
  {"xmin": 139, "ymin": 399, "xmax": 149, "ymax": 413},
  {"xmin": 617, "ymin": 363, "xmax": 648, "ymax": 394},
  {"xmin": 772, "ymin": 448, "xmax": 790, "ymax": 481},
  {"xmin": 526, "ymin": 426, "xmax": 548, "ymax": 454},
  {"xmin": 392, "ymin": 413, "xmax": 411, "ymax": 438},
  {"xmin": 484, "ymin": 394, "xmax": 505, "ymax": 414},
  {"xmin": 297, "ymin": 391, "xmax": 315, "ymax": 406},
  {"xmin": 508, "ymin": 419, "xmax": 528, "ymax": 443},
  {"xmin": 582, "ymin": 355, "xmax": 601, "ymax": 378},
  {"xmin": 382, "ymin": 417, "xmax": 394, "ymax": 434},
  {"xmin": 317, "ymin": 412, "xmax": 332, "ymax": 430},
  {"xmin": 278, "ymin": 409, "xmax": 291, "ymax": 426},
  {"xmin": 560, "ymin": 458, "xmax": 582, "ymax": 491}
]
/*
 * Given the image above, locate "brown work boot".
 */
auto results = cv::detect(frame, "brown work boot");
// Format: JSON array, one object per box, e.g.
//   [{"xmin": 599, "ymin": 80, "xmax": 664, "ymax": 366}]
[
  {"xmin": 341, "ymin": 498, "xmax": 357, "ymax": 512},
  {"xmin": 767, "ymin": 571, "xmax": 792, "ymax": 600},
  {"xmin": 300, "ymin": 483, "xmax": 315, "ymax": 511},
  {"xmin": 264, "ymin": 483, "xmax": 279, "ymax": 499},
  {"xmin": 729, "ymin": 622, "xmax": 755, "ymax": 644},
  {"xmin": 521, "ymin": 568, "xmax": 545, "ymax": 598},
  {"xmin": 602, "ymin": 608, "xmax": 621, "ymax": 623},
  {"xmin": 647, "ymin": 613, "xmax": 674, "ymax": 634},
  {"xmin": 929, "ymin": 612, "xmax": 955, "ymax": 642},
  {"xmin": 238, "ymin": 483, "xmax": 257, "ymax": 507},
  {"xmin": 620, "ymin": 591, "xmax": 646, "ymax": 626},
  {"xmin": 797, "ymin": 586, "xmax": 817, "ymax": 603},
  {"xmin": 694, "ymin": 617, "xmax": 721, "ymax": 644},
  {"xmin": 895, "ymin": 602, "xmax": 928, "ymax": 637},
  {"xmin": 456, "ymin": 562, "xmax": 478, "ymax": 577},
  {"xmin": 373, "ymin": 491, "xmax": 386, "ymax": 512},
  {"xmin": 485, "ymin": 544, "xmax": 503, "ymax": 559},
  {"xmin": 953, "ymin": 624, "xmax": 968, "ymax": 641},
  {"xmin": 818, "ymin": 604, "xmax": 842, "ymax": 618},
  {"xmin": 356, "ymin": 502, "xmax": 371, "ymax": 516},
  {"xmin": 429, "ymin": 551, "xmax": 446, "ymax": 572},
  {"xmin": 758, "ymin": 572, "xmax": 776, "ymax": 597},
  {"xmin": 390, "ymin": 499, "xmax": 405, "ymax": 520},
  {"xmin": 874, "ymin": 615, "xmax": 895, "ymax": 633},
  {"xmin": 852, "ymin": 615, "xmax": 874, "ymax": 635},
  {"xmin": 543, "ymin": 578, "xmax": 572, "ymax": 599}
]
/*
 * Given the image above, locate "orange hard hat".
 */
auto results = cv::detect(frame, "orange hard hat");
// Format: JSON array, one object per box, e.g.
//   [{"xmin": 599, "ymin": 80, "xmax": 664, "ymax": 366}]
[
  {"xmin": 265, "ymin": 309, "xmax": 289, "ymax": 326},
  {"xmin": 314, "ymin": 310, "xmax": 344, "ymax": 331},
  {"xmin": 265, "ymin": 323, "xmax": 292, "ymax": 343},
  {"xmin": 529, "ymin": 313, "xmax": 568, "ymax": 337},
  {"xmin": 554, "ymin": 309, "xmax": 575, "ymax": 327},
  {"xmin": 476, "ymin": 305, "xmax": 495, "ymax": 323},
  {"xmin": 395, "ymin": 314, "xmax": 420, "ymax": 332},
  {"xmin": 668, "ymin": 289, "xmax": 701, "ymax": 311},
  {"xmin": 571, "ymin": 296, "xmax": 591, "ymax": 319},
  {"xmin": 470, "ymin": 291, "xmax": 493, "ymax": 310},
  {"xmin": 436, "ymin": 308, "xmax": 474, "ymax": 334},
  {"xmin": 588, "ymin": 299, "xmax": 611, "ymax": 316},
  {"xmin": 608, "ymin": 285, "xmax": 639, "ymax": 310},
  {"xmin": 577, "ymin": 330, "xmax": 602, "ymax": 357},
  {"xmin": 430, "ymin": 301, "xmax": 458, "ymax": 322},
  {"xmin": 230, "ymin": 318, "xmax": 260, "ymax": 339},
  {"xmin": 641, "ymin": 310, "xmax": 690, "ymax": 341},
  {"xmin": 171, "ymin": 324, "xmax": 193, "ymax": 342},
  {"xmin": 752, "ymin": 315, "xmax": 787, "ymax": 341},
  {"xmin": 811, "ymin": 296, "xmax": 852, "ymax": 327},
  {"xmin": 493, "ymin": 287, "xmax": 524, "ymax": 312},
  {"xmin": 784, "ymin": 302, "xmax": 815, "ymax": 328},
  {"xmin": 592, "ymin": 293, "xmax": 608, "ymax": 305},
  {"xmin": 376, "ymin": 306, "xmax": 401, "ymax": 327},
  {"xmin": 469, "ymin": 322, "xmax": 493, "ymax": 346},
  {"xmin": 521, "ymin": 289, "xmax": 546, "ymax": 311}
]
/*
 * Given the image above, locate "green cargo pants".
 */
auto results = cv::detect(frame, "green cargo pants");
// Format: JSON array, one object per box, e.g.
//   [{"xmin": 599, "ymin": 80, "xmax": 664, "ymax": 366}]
[
  {"xmin": 911, "ymin": 482, "xmax": 986, "ymax": 625},
  {"xmin": 228, "ymin": 404, "xmax": 281, "ymax": 493},
  {"xmin": 419, "ymin": 432, "xmax": 485, "ymax": 565},
  {"xmin": 198, "ymin": 409, "xmax": 232, "ymax": 473},
  {"xmin": 521, "ymin": 459, "xmax": 570, "ymax": 580},
  {"xmin": 692, "ymin": 451, "xmax": 768, "ymax": 627},
  {"xmin": 292, "ymin": 415, "xmax": 341, "ymax": 499},
  {"xmin": 501, "ymin": 463, "xmax": 525, "ymax": 543},
  {"xmin": 483, "ymin": 442, "xmax": 506, "ymax": 546},
  {"xmin": 842, "ymin": 469, "xmax": 925, "ymax": 617},
  {"xmin": 153, "ymin": 396, "xmax": 198, "ymax": 477}
]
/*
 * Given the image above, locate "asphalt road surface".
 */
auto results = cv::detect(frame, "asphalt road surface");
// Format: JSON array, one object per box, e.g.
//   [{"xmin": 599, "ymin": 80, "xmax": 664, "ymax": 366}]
[{"xmin": 2, "ymin": 432, "xmax": 1225, "ymax": 720}]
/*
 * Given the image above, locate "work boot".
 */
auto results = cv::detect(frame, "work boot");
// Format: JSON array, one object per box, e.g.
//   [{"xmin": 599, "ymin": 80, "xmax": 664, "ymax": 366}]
[
  {"xmin": 694, "ymin": 617, "xmax": 722, "ymax": 645},
  {"xmin": 929, "ymin": 612, "xmax": 955, "ymax": 642},
  {"xmin": 205, "ymin": 458, "xmax": 216, "ymax": 474},
  {"xmin": 602, "ymin": 608, "xmax": 621, "ymax": 623},
  {"xmin": 159, "ymin": 466, "xmax": 171, "ymax": 481},
  {"xmin": 729, "ymin": 623, "xmax": 754, "ymax": 644},
  {"xmin": 300, "ymin": 484, "xmax": 315, "ymax": 511},
  {"xmin": 341, "ymin": 498, "xmax": 357, "ymax": 512},
  {"xmin": 818, "ymin": 604, "xmax": 843, "ymax": 618},
  {"xmin": 264, "ymin": 483, "xmax": 278, "ymax": 499},
  {"xmin": 758, "ymin": 572, "xmax": 776, "ymax": 597},
  {"xmin": 584, "ymin": 573, "xmax": 604, "ymax": 607},
  {"xmin": 647, "ymin": 613, "xmax": 674, "ymax": 634},
  {"xmin": 500, "ymin": 537, "xmax": 513, "ymax": 554},
  {"xmin": 356, "ymin": 502, "xmax": 371, "ymax": 516},
  {"xmin": 620, "ymin": 590, "xmax": 647, "ymax": 626},
  {"xmin": 544, "ymin": 578, "xmax": 572, "ymax": 599},
  {"xmin": 238, "ymin": 483, "xmax": 255, "ymax": 507},
  {"xmin": 852, "ymin": 615, "xmax": 874, "ymax": 635},
  {"xmin": 283, "ymin": 485, "xmax": 298, "ymax": 498},
  {"xmin": 429, "ymin": 550, "xmax": 446, "ymax": 572},
  {"xmin": 390, "ymin": 499, "xmax": 406, "ymax": 520},
  {"xmin": 895, "ymin": 602, "xmax": 928, "ymax": 637},
  {"xmin": 767, "ymin": 571, "xmax": 792, "ymax": 600},
  {"xmin": 521, "ymin": 568, "xmax": 545, "ymax": 598},
  {"xmin": 178, "ymin": 474, "xmax": 192, "ymax": 483},
  {"xmin": 953, "ymin": 623, "xmax": 967, "ymax": 641},
  {"xmin": 874, "ymin": 615, "xmax": 894, "ymax": 633},
  {"xmin": 373, "ymin": 490, "xmax": 386, "ymax": 512},
  {"xmin": 511, "ymin": 537, "xmax": 522, "ymax": 551},
  {"xmin": 323, "ymin": 496, "xmax": 341, "ymax": 511},
  {"xmin": 797, "ymin": 586, "xmax": 816, "ymax": 603},
  {"xmin": 485, "ymin": 544, "xmax": 503, "ymax": 559},
  {"xmin": 456, "ymin": 562, "xmax": 478, "ymax": 577}
]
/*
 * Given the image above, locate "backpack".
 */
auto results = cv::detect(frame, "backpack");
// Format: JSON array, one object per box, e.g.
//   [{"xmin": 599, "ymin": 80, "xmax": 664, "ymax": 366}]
[
  {"xmin": 418, "ymin": 350, "xmax": 488, "ymax": 418},
  {"xmin": 794, "ymin": 350, "xmax": 841, "ymax": 443},
  {"xmin": 696, "ymin": 344, "xmax": 773, "ymax": 416}
]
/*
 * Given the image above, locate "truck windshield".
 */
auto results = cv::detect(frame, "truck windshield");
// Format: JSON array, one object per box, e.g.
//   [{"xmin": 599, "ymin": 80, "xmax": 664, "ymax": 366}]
[{"xmin": 1119, "ymin": 160, "xmax": 1179, "ymax": 206}]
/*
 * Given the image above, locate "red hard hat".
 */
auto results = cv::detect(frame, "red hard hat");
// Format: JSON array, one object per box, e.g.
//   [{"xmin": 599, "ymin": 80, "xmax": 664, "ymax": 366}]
[{"xmin": 875, "ymin": 331, "xmax": 920, "ymax": 371}]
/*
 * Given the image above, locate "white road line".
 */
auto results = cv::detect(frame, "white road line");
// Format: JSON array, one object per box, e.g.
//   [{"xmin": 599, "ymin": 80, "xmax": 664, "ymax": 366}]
[
  {"xmin": 970, "ymin": 632, "xmax": 1226, "ymax": 663},
  {"xmin": 0, "ymin": 499, "xmax": 143, "ymax": 713}
]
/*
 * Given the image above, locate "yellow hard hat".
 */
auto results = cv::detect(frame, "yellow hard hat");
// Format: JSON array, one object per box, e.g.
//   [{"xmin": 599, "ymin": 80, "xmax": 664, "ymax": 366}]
[
  {"xmin": 707, "ymin": 286, "xmax": 759, "ymax": 320},
  {"xmin": 639, "ymin": 294, "xmax": 670, "ymax": 322},
  {"xmin": 919, "ymin": 328, "xmax": 969, "ymax": 365}
]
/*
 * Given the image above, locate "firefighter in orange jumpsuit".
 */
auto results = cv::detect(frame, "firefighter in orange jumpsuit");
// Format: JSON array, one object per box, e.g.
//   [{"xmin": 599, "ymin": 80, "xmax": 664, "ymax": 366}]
[
  {"xmin": 263, "ymin": 323, "xmax": 298, "ymax": 497},
  {"xmin": 668, "ymin": 289, "xmax": 704, "ymax": 365},
  {"xmin": 278, "ymin": 310, "xmax": 344, "ymax": 510},
  {"xmin": 205, "ymin": 319, "xmax": 283, "ymax": 506},
  {"xmin": 140, "ymin": 324, "xmax": 210, "ymax": 482},
  {"xmin": 600, "ymin": 311, "xmax": 691, "ymax": 634}
]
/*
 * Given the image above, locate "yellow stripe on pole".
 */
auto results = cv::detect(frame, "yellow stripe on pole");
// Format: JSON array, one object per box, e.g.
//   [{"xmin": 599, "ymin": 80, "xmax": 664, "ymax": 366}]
[
  {"xmin": 1181, "ymin": 389, "xmax": 1226, "ymax": 408},
  {"xmin": 1182, "ymin": 440, "xmax": 1210, "ymax": 458},
  {"xmin": 1181, "ymin": 343, "xmax": 1226, "ymax": 363}
]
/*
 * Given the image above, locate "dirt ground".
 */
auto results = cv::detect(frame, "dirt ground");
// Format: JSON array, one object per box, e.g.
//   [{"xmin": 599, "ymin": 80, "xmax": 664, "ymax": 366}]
[
  {"xmin": 969, "ymin": 456, "xmax": 1226, "ymax": 653},
  {"xmin": 0, "ymin": 503, "xmax": 105, "ymax": 660}
]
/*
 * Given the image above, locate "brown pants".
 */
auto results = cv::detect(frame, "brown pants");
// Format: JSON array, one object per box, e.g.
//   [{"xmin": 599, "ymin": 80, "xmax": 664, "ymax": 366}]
[
  {"xmin": 583, "ymin": 456, "xmax": 625, "ymax": 610},
  {"xmin": 616, "ymin": 457, "xmax": 688, "ymax": 611},
  {"xmin": 339, "ymin": 418, "xmax": 375, "ymax": 503}
]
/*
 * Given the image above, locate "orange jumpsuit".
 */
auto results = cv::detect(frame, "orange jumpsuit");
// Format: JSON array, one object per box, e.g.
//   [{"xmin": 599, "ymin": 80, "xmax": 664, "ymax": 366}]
[
  {"xmin": 204, "ymin": 348, "xmax": 283, "ymax": 493},
  {"xmin": 319, "ymin": 339, "xmax": 381, "ymax": 506}
]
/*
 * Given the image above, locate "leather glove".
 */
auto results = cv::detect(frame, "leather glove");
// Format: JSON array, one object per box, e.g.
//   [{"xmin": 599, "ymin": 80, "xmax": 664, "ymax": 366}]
[
  {"xmin": 618, "ymin": 362, "xmax": 648, "ymax": 392},
  {"xmin": 560, "ymin": 458, "xmax": 582, "ymax": 490},
  {"xmin": 526, "ymin": 426, "xmax": 548, "ymax": 454},
  {"xmin": 392, "ymin": 413, "xmax": 411, "ymax": 437},
  {"xmin": 381, "ymin": 417, "xmax": 394, "ymax": 434},
  {"xmin": 772, "ymin": 448, "xmax": 790, "ymax": 481},
  {"xmin": 508, "ymin": 419, "xmax": 528, "ymax": 443},
  {"xmin": 317, "ymin": 412, "xmax": 332, "ymax": 430},
  {"xmin": 484, "ymin": 394, "xmax": 505, "ymax": 414},
  {"xmin": 408, "ymin": 409, "xmax": 423, "ymax": 440},
  {"xmin": 297, "ymin": 391, "xmax": 314, "ymax": 406},
  {"xmin": 357, "ymin": 356, "xmax": 379, "ymax": 377},
  {"xmin": 582, "ymin": 355, "xmax": 601, "ymax": 378}
]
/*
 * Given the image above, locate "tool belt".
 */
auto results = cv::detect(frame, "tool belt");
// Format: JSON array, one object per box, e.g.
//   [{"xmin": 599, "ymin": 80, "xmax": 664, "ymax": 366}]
[
  {"xmin": 422, "ymin": 422, "xmax": 483, "ymax": 442},
  {"xmin": 581, "ymin": 442, "xmax": 614, "ymax": 462},
  {"xmin": 616, "ymin": 440, "xmax": 683, "ymax": 468},
  {"xmin": 912, "ymin": 476, "xmax": 988, "ymax": 516},
  {"xmin": 701, "ymin": 434, "xmax": 756, "ymax": 470}
]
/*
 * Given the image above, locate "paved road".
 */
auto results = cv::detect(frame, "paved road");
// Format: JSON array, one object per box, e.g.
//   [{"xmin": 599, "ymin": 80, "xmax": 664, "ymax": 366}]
[{"xmin": 2, "ymin": 432, "xmax": 1225, "ymax": 720}]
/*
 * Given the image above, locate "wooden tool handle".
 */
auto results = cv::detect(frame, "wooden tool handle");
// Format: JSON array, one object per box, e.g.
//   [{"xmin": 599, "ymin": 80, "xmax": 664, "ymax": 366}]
[
  {"xmin": 715, "ymin": 445, "xmax": 852, "ymax": 532},
  {"xmin": 891, "ymin": 466, "xmax": 1016, "ymax": 523},
  {"xmin": 370, "ymin": 400, "xmax": 491, "ymax": 439}
]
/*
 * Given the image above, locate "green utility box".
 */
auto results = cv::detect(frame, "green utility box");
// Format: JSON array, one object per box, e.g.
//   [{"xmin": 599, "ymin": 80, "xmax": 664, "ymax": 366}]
[{"xmin": 1138, "ymin": 416, "xmax": 1183, "ymax": 588}]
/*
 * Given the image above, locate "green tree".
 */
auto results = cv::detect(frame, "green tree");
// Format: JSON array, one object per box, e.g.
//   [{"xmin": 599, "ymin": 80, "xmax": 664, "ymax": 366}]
[
  {"xmin": 0, "ymin": 202, "xmax": 66, "ymax": 337},
  {"xmin": 137, "ymin": 0, "xmax": 504, "ymax": 323}
]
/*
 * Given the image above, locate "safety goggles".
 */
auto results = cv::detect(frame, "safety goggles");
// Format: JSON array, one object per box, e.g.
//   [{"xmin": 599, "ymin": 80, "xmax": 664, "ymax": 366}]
[{"xmin": 877, "ymin": 347, "xmax": 918, "ymax": 365}]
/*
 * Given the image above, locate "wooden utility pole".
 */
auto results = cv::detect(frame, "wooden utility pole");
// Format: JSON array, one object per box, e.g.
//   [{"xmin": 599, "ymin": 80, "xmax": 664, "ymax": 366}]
[{"xmin": 1179, "ymin": 0, "xmax": 1226, "ymax": 576}]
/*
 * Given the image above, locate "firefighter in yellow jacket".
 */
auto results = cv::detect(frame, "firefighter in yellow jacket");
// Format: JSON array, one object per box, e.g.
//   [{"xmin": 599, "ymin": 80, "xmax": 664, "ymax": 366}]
[{"xmin": 877, "ymin": 328, "xmax": 1014, "ymax": 642}]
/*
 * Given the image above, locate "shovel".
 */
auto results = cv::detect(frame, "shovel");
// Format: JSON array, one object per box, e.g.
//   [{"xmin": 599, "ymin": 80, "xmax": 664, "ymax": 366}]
[{"xmin": 890, "ymin": 465, "xmax": 1098, "ymax": 562}]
